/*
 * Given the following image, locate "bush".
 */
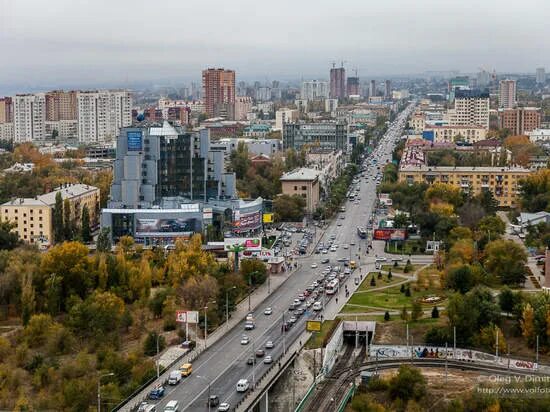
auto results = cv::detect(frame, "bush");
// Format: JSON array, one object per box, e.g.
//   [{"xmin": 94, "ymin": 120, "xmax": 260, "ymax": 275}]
[
  {"xmin": 431, "ymin": 306, "xmax": 439, "ymax": 319},
  {"xmin": 404, "ymin": 262, "xmax": 413, "ymax": 273},
  {"xmin": 367, "ymin": 376, "xmax": 389, "ymax": 391},
  {"xmin": 377, "ymin": 272, "xmax": 383, "ymax": 279},
  {"xmin": 405, "ymin": 287, "xmax": 411, "ymax": 297},
  {"xmin": 400, "ymin": 284, "xmax": 405, "ymax": 293},
  {"xmin": 388, "ymin": 270, "xmax": 392, "ymax": 279},
  {"xmin": 388, "ymin": 365, "xmax": 427, "ymax": 402},
  {"xmin": 370, "ymin": 277, "xmax": 376, "ymax": 287},
  {"xmin": 384, "ymin": 311, "xmax": 390, "ymax": 321},
  {"xmin": 424, "ymin": 326, "xmax": 451, "ymax": 346},
  {"xmin": 394, "ymin": 261, "xmax": 398, "ymax": 267},
  {"xmin": 143, "ymin": 331, "xmax": 166, "ymax": 356}
]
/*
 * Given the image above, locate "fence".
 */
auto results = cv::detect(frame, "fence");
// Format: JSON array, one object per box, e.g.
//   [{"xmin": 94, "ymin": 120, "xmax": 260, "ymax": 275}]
[{"xmin": 336, "ymin": 382, "xmax": 356, "ymax": 412}]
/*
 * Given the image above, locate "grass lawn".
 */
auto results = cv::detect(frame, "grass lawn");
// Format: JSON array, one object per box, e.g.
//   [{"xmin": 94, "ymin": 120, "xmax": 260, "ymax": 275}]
[
  {"xmin": 381, "ymin": 264, "xmax": 420, "ymax": 274},
  {"xmin": 384, "ymin": 239, "xmax": 427, "ymax": 255},
  {"xmin": 356, "ymin": 272, "xmax": 404, "ymax": 292},
  {"xmin": 337, "ymin": 314, "xmax": 387, "ymax": 322},
  {"xmin": 305, "ymin": 319, "xmax": 338, "ymax": 349},
  {"xmin": 416, "ymin": 265, "xmax": 444, "ymax": 290}
]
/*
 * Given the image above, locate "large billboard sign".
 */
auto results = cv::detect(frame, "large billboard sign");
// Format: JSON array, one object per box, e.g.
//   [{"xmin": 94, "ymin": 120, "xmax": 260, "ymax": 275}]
[
  {"xmin": 373, "ymin": 228, "xmax": 407, "ymax": 241},
  {"xmin": 233, "ymin": 210, "xmax": 262, "ymax": 232},
  {"xmin": 176, "ymin": 310, "xmax": 199, "ymax": 323},
  {"xmin": 127, "ymin": 130, "xmax": 143, "ymax": 151},
  {"xmin": 224, "ymin": 237, "xmax": 262, "ymax": 252},
  {"xmin": 136, "ymin": 218, "xmax": 197, "ymax": 236}
]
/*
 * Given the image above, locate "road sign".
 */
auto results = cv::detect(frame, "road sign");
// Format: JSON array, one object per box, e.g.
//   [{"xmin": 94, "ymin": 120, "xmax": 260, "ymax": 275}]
[{"xmin": 306, "ymin": 320, "xmax": 322, "ymax": 332}]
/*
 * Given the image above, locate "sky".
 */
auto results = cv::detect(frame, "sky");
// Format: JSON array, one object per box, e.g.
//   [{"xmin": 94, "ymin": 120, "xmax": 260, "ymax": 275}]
[{"xmin": 0, "ymin": 0, "xmax": 548, "ymax": 93}]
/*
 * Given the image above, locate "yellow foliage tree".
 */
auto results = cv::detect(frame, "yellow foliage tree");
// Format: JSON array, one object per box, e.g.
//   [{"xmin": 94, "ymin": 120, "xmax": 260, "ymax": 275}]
[
  {"xmin": 429, "ymin": 201, "xmax": 454, "ymax": 216},
  {"xmin": 520, "ymin": 303, "xmax": 535, "ymax": 346},
  {"xmin": 447, "ymin": 239, "xmax": 475, "ymax": 265},
  {"xmin": 166, "ymin": 235, "xmax": 217, "ymax": 287}
]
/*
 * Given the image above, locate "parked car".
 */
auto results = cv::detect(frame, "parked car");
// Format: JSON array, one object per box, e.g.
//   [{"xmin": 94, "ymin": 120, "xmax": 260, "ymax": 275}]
[{"xmin": 148, "ymin": 385, "xmax": 165, "ymax": 400}]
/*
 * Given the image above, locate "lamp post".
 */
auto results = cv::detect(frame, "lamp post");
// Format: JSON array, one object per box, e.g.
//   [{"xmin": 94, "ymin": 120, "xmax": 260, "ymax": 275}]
[
  {"xmin": 196, "ymin": 375, "xmax": 212, "ymax": 412},
  {"xmin": 226, "ymin": 286, "xmax": 237, "ymax": 329},
  {"xmin": 97, "ymin": 372, "xmax": 114, "ymax": 412},
  {"xmin": 204, "ymin": 300, "xmax": 216, "ymax": 349},
  {"xmin": 156, "ymin": 332, "xmax": 162, "ymax": 378}
]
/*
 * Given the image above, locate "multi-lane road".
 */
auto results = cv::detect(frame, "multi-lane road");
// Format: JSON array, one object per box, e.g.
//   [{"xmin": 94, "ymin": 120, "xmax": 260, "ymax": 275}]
[{"xmin": 146, "ymin": 104, "xmax": 416, "ymax": 412}]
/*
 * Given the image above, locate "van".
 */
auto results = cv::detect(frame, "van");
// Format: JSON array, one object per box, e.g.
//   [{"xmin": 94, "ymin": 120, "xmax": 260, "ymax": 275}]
[
  {"xmin": 168, "ymin": 370, "xmax": 182, "ymax": 385},
  {"xmin": 350, "ymin": 261, "xmax": 357, "ymax": 270},
  {"xmin": 313, "ymin": 302, "xmax": 322, "ymax": 311},
  {"xmin": 236, "ymin": 379, "xmax": 250, "ymax": 392},
  {"xmin": 180, "ymin": 363, "xmax": 192, "ymax": 377},
  {"xmin": 164, "ymin": 400, "xmax": 179, "ymax": 412}
]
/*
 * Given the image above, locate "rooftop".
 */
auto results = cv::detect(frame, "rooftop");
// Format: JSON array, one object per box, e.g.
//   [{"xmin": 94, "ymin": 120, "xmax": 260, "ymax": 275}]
[
  {"xmin": 37, "ymin": 184, "xmax": 99, "ymax": 206},
  {"xmin": 399, "ymin": 165, "xmax": 531, "ymax": 173},
  {"xmin": 280, "ymin": 168, "xmax": 320, "ymax": 181}
]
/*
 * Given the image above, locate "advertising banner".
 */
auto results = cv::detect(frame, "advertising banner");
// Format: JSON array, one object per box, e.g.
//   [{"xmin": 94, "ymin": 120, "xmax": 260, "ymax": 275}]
[
  {"xmin": 373, "ymin": 228, "xmax": 407, "ymax": 241},
  {"xmin": 176, "ymin": 310, "xmax": 199, "ymax": 323},
  {"xmin": 136, "ymin": 218, "xmax": 197, "ymax": 236},
  {"xmin": 234, "ymin": 210, "xmax": 262, "ymax": 232},
  {"xmin": 306, "ymin": 320, "xmax": 322, "ymax": 332},
  {"xmin": 263, "ymin": 213, "xmax": 274, "ymax": 224},
  {"xmin": 127, "ymin": 130, "xmax": 143, "ymax": 151},
  {"xmin": 224, "ymin": 237, "xmax": 262, "ymax": 252}
]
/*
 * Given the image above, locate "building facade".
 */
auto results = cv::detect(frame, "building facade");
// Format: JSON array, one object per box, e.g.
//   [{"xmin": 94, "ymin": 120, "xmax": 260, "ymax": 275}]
[
  {"xmin": 497, "ymin": 107, "xmax": 541, "ymax": 135},
  {"xmin": 499, "ymin": 79, "xmax": 517, "ymax": 109},
  {"xmin": 398, "ymin": 165, "xmax": 530, "ymax": 207},
  {"xmin": 536, "ymin": 68, "xmax": 546, "ymax": 84},
  {"xmin": 234, "ymin": 96, "xmax": 252, "ymax": 121},
  {"xmin": 0, "ymin": 97, "xmax": 13, "ymax": 124},
  {"xmin": 275, "ymin": 108, "xmax": 299, "ymax": 130},
  {"xmin": 330, "ymin": 67, "xmax": 346, "ymax": 100},
  {"xmin": 301, "ymin": 80, "xmax": 329, "ymax": 100},
  {"xmin": 282, "ymin": 121, "xmax": 348, "ymax": 151},
  {"xmin": 369, "ymin": 80, "xmax": 376, "ymax": 98},
  {"xmin": 14, "ymin": 93, "xmax": 46, "ymax": 142},
  {"xmin": 346, "ymin": 77, "xmax": 360, "ymax": 97},
  {"xmin": 384, "ymin": 80, "xmax": 392, "ymax": 99},
  {"xmin": 202, "ymin": 68, "xmax": 236, "ymax": 118},
  {"xmin": 280, "ymin": 168, "xmax": 320, "ymax": 213},
  {"xmin": 423, "ymin": 125, "xmax": 487, "ymax": 144},
  {"xmin": 449, "ymin": 89, "xmax": 490, "ymax": 129}
]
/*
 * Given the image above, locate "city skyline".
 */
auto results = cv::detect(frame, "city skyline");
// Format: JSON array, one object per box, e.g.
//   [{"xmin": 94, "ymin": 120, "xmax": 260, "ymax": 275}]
[{"xmin": 1, "ymin": 0, "xmax": 549, "ymax": 95}]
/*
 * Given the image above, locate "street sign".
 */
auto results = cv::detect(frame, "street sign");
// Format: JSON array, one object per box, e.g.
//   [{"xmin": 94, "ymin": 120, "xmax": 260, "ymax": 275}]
[{"xmin": 306, "ymin": 320, "xmax": 322, "ymax": 332}]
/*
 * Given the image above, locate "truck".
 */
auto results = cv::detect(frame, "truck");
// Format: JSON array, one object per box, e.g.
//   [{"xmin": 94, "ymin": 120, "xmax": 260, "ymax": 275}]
[{"xmin": 168, "ymin": 370, "xmax": 182, "ymax": 385}]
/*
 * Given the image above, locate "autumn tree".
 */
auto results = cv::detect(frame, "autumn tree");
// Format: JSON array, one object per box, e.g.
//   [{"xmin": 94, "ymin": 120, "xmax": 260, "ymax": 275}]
[
  {"xmin": 53, "ymin": 192, "xmax": 64, "ymax": 242},
  {"xmin": 411, "ymin": 300, "xmax": 423, "ymax": 321},
  {"xmin": 96, "ymin": 227, "xmax": 112, "ymax": 252},
  {"xmin": 483, "ymin": 239, "xmax": 527, "ymax": 285},
  {"xmin": 166, "ymin": 235, "xmax": 217, "ymax": 287},
  {"xmin": 519, "ymin": 169, "xmax": 550, "ymax": 212},
  {"xmin": 80, "ymin": 205, "xmax": 91, "ymax": 242},
  {"xmin": 273, "ymin": 194, "xmax": 306, "ymax": 222},
  {"xmin": 478, "ymin": 324, "xmax": 506, "ymax": 354},
  {"xmin": 63, "ymin": 198, "xmax": 74, "ymax": 240},
  {"xmin": 520, "ymin": 303, "xmax": 536, "ymax": 347}
]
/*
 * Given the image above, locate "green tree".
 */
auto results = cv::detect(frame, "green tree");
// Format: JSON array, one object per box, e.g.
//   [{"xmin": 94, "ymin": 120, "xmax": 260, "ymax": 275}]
[
  {"xmin": 446, "ymin": 265, "xmax": 475, "ymax": 294},
  {"xmin": 80, "ymin": 205, "xmax": 91, "ymax": 242},
  {"xmin": 63, "ymin": 198, "xmax": 74, "ymax": 240},
  {"xmin": 143, "ymin": 331, "xmax": 166, "ymax": 356},
  {"xmin": 229, "ymin": 142, "xmax": 251, "ymax": 180},
  {"xmin": 431, "ymin": 306, "xmax": 439, "ymax": 318},
  {"xmin": 20, "ymin": 272, "xmax": 36, "ymax": 326},
  {"xmin": 53, "ymin": 192, "xmax": 64, "ymax": 242},
  {"xmin": 273, "ymin": 194, "xmax": 306, "ymax": 222},
  {"xmin": 388, "ymin": 365, "xmax": 427, "ymax": 402},
  {"xmin": 0, "ymin": 220, "xmax": 20, "ymax": 250},
  {"xmin": 97, "ymin": 227, "xmax": 112, "ymax": 252},
  {"xmin": 484, "ymin": 239, "xmax": 527, "ymax": 285},
  {"xmin": 476, "ymin": 189, "xmax": 499, "ymax": 215},
  {"xmin": 393, "ymin": 213, "xmax": 408, "ymax": 229},
  {"xmin": 498, "ymin": 286, "xmax": 519, "ymax": 315},
  {"xmin": 384, "ymin": 311, "xmax": 390, "ymax": 321},
  {"xmin": 411, "ymin": 300, "xmax": 422, "ymax": 321}
]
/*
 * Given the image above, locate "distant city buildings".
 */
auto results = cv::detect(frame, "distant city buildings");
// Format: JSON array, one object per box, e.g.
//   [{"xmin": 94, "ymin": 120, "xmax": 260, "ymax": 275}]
[
  {"xmin": 202, "ymin": 68, "xmax": 236, "ymax": 118},
  {"xmin": 384, "ymin": 80, "xmax": 392, "ymax": 99},
  {"xmin": 301, "ymin": 80, "xmax": 329, "ymax": 100},
  {"xmin": 14, "ymin": 93, "xmax": 46, "ymax": 142},
  {"xmin": 498, "ymin": 79, "xmax": 517, "ymax": 109},
  {"xmin": 275, "ymin": 108, "xmax": 299, "ymax": 130},
  {"xmin": 536, "ymin": 67, "xmax": 546, "ymax": 84},
  {"xmin": 234, "ymin": 96, "xmax": 253, "ymax": 121},
  {"xmin": 329, "ymin": 67, "xmax": 346, "ymax": 100},
  {"xmin": 283, "ymin": 121, "xmax": 347, "ymax": 151},
  {"xmin": 369, "ymin": 80, "xmax": 376, "ymax": 98},
  {"xmin": 497, "ymin": 107, "xmax": 541, "ymax": 135},
  {"xmin": 346, "ymin": 77, "xmax": 359, "ymax": 97},
  {"xmin": 448, "ymin": 89, "xmax": 490, "ymax": 129}
]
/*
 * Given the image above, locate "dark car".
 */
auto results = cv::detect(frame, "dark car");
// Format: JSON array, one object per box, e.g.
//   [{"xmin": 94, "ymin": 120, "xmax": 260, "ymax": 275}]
[
  {"xmin": 247, "ymin": 357, "xmax": 255, "ymax": 365},
  {"xmin": 148, "ymin": 385, "xmax": 165, "ymax": 400},
  {"xmin": 208, "ymin": 395, "xmax": 220, "ymax": 407},
  {"xmin": 283, "ymin": 321, "xmax": 291, "ymax": 331},
  {"xmin": 255, "ymin": 349, "xmax": 265, "ymax": 357}
]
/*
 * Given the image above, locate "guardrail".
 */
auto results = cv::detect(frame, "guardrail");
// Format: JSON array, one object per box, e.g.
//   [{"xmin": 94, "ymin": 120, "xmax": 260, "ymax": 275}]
[
  {"xmin": 293, "ymin": 373, "xmax": 324, "ymax": 412},
  {"xmin": 336, "ymin": 382, "xmax": 356, "ymax": 412}
]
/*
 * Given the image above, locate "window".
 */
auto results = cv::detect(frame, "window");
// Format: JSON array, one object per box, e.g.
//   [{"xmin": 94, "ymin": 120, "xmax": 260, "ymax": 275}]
[
  {"xmin": 294, "ymin": 186, "xmax": 298, "ymax": 190},
  {"xmin": 301, "ymin": 186, "xmax": 307, "ymax": 190},
  {"xmin": 39, "ymin": 210, "xmax": 42, "ymax": 214},
  {"xmin": 39, "ymin": 224, "xmax": 42, "ymax": 228},
  {"xmin": 39, "ymin": 217, "xmax": 42, "ymax": 221}
]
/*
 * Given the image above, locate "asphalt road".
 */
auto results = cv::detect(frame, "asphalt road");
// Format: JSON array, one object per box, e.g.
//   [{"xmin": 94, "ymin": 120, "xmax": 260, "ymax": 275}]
[{"xmin": 150, "ymin": 104, "xmax": 416, "ymax": 412}]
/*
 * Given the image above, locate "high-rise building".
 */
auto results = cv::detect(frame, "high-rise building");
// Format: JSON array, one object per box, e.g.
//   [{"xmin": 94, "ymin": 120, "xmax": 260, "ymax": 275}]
[
  {"xmin": 45, "ymin": 90, "xmax": 77, "ymax": 121},
  {"xmin": 476, "ymin": 70, "xmax": 491, "ymax": 88},
  {"xmin": 536, "ymin": 68, "xmax": 546, "ymax": 84},
  {"xmin": 255, "ymin": 87, "xmax": 271, "ymax": 102},
  {"xmin": 283, "ymin": 121, "xmax": 347, "ymax": 151},
  {"xmin": 234, "ymin": 96, "xmax": 253, "ymax": 121},
  {"xmin": 0, "ymin": 97, "xmax": 13, "ymax": 124},
  {"xmin": 301, "ymin": 80, "xmax": 329, "ymax": 100},
  {"xmin": 202, "ymin": 68, "xmax": 236, "ymax": 118},
  {"xmin": 346, "ymin": 77, "xmax": 359, "ymax": 97},
  {"xmin": 329, "ymin": 67, "xmax": 346, "ymax": 100},
  {"xmin": 369, "ymin": 80, "xmax": 376, "ymax": 98},
  {"xmin": 275, "ymin": 108, "xmax": 299, "ymax": 130},
  {"xmin": 384, "ymin": 80, "xmax": 392, "ymax": 99},
  {"xmin": 449, "ymin": 89, "xmax": 490, "ymax": 129},
  {"xmin": 499, "ymin": 79, "xmax": 517, "ymax": 109},
  {"xmin": 497, "ymin": 107, "xmax": 541, "ymax": 135},
  {"xmin": 77, "ymin": 90, "xmax": 132, "ymax": 143},
  {"xmin": 14, "ymin": 93, "xmax": 46, "ymax": 142}
]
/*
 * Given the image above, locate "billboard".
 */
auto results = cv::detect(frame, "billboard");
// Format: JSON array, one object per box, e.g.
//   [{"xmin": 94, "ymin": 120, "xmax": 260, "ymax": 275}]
[
  {"xmin": 233, "ymin": 210, "xmax": 262, "ymax": 232},
  {"xmin": 136, "ymin": 218, "xmax": 197, "ymax": 236},
  {"xmin": 224, "ymin": 237, "xmax": 262, "ymax": 252},
  {"xmin": 262, "ymin": 213, "xmax": 274, "ymax": 224},
  {"xmin": 373, "ymin": 228, "xmax": 407, "ymax": 241},
  {"xmin": 306, "ymin": 320, "xmax": 322, "ymax": 332},
  {"xmin": 176, "ymin": 310, "xmax": 199, "ymax": 323},
  {"xmin": 127, "ymin": 130, "xmax": 143, "ymax": 151}
]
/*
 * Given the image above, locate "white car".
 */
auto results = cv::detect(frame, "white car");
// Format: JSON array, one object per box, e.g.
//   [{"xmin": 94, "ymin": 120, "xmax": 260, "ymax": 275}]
[
  {"xmin": 241, "ymin": 335, "xmax": 250, "ymax": 345},
  {"xmin": 311, "ymin": 263, "xmax": 318, "ymax": 268},
  {"xmin": 264, "ymin": 307, "xmax": 273, "ymax": 316},
  {"xmin": 218, "ymin": 403, "xmax": 230, "ymax": 412},
  {"xmin": 343, "ymin": 244, "xmax": 349, "ymax": 249},
  {"xmin": 330, "ymin": 246, "xmax": 337, "ymax": 252},
  {"xmin": 265, "ymin": 340, "xmax": 274, "ymax": 349},
  {"xmin": 375, "ymin": 256, "xmax": 387, "ymax": 262}
]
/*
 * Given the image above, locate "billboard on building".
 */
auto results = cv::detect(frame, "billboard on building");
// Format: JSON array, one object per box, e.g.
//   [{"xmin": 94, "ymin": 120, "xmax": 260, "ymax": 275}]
[
  {"xmin": 127, "ymin": 130, "xmax": 143, "ymax": 151},
  {"xmin": 224, "ymin": 237, "xmax": 262, "ymax": 252},
  {"xmin": 136, "ymin": 218, "xmax": 197, "ymax": 236},
  {"xmin": 262, "ymin": 213, "xmax": 274, "ymax": 224},
  {"xmin": 233, "ymin": 210, "xmax": 262, "ymax": 232},
  {"xmin": 373, "ymin": 228, "xmax": 407, "ymax": 241}
]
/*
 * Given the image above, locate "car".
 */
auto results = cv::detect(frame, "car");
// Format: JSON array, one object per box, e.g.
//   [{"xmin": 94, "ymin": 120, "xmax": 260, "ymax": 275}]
[
  {"xmin": 247, "ymin": 357, "xmax": 255, "ymax": 365},
  {"xmin": 298, "ymin": 294, "xmax": 305, "ymax": 301},
  {"xmin": 343, "ymin": 244, "xmax": 349, "ymax": 249},
  {"xmin": 321, "ymin": 258, "xmax": 329, "ymax": 264},
  {"xmin": 246, "ymin": 313, "xmax": 254, "ymax": 322},
  {"xmin": 311, "ymin": 263, "xmax": 318, "ymax": 268},
  {"xmin": 354, "ymin": 278, "xmax": 360, "ymax": 285},
  {"xmin": 241, "ymin": 335, "xmax": 250, "ymax": 345},
  {"xmin": 236, "ymin": 379, "xmax": 250, "ymax": 392},
  {"xmin": 294, "ymin": 298, "xmax": 301, "ymax": 305},
  {"xmin": 164, "ymin": 400, "xmax": 180, "ymax": 412},
  {"xmin": 337, "ymin": 222, "xmax": 342, "ymax": 226},
  {"xmin": 148, "ymin": 385, "xmax": 165, "ymax": 400},
  {"xmin": 265, "ymin": 340, "xmax": 274, "ymax": 349},
  {"xmin": 264, "ymin": 307, "xmax": 273, "ymax": 315},
  {"xmin": 283, "ymin": 321, "xmax": 290, "ymax": 331},
  {"xmin": 321, "ymin": 249, "xmax": 328, "ymax": 254},
  {"xmin": 208, "ymin": 395, "xmax": 220, "ymax": 407},
  {"xmin": 375, "ymin": 256, "xmax": 387, "ymax": 262},
  {"xmin": 255, "ymin": 349, "xmax": 265, "ymax": 357},
  {"xmin": 312, "ymin": 281, "xmax": 319, "ymax": 287},
  {"xmin": 350, "ymin": 241, "xmax": 356, "ymax": 246},
  {"xmin": 218, "ymin": 403, "xmax": 231, "ymax": 412},
  {"xmin": 330, "ymin": 246, "xmax": 337, "ymax": 252},
  {"xmin": 337, "ymin": 257, "xmax": 348, "ymax": 262},
  {"xmin": 264, "ymin": 355, "xmax": 273, "ymax": 364},
  {"xmin": 168, "ymin": 370, "xmax": 182, "ymax": 385},
  {"xmin": 289, "ymin": 316, "xmax": 297, "ymax": 324}
]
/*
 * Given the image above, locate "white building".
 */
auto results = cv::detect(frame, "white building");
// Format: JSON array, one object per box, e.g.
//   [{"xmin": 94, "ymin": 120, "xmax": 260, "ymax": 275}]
[
  {"xmin": 0, "ymin": 122, "xmax": 13, "ymax": 141},
  {"xmin": 275, "ymin": 108, "xmax": 299, "ymax": 130},
  {"xmin": 301, "ymin": 80, "xmax": 329, "ymax": 100},
  {"xmin": 14, "ymin": 93, "xmax": 46, "ymax": 142},
  {"xmin": 449, "ymin": 89, "xmax": 490, "ymax": 129},
  {"xmin": 77, "ymin": 90, "xmax": 132, "ymax": 143},
  {"xmin": 424, "ymin": 125, "xmax": 487, "ymax": 144},
  {"xmin": 235, "ymin": 96, "xmax": 253, "ymax": 121},
  {"xmin": 325, "ymin": 99, "xmax": 338, "ymax": 114},
  {"xmin": 45, "ymin": 120, "xmax": 78, "ymax": 140},
  {"xmin": 499, "ymin": 79, "xmax": 516, "ymax": 109},
  {"xmin": 528, "ymin": 129, "xmax": 550, "ymax": 143},
  {"xmin": 536, "ymin": 68, "xmax": 546, "ymax": 84}
]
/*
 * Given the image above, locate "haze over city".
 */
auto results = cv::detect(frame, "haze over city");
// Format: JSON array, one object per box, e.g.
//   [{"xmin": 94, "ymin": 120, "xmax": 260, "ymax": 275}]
[{"xmin": 1, "ymin": 0, "xmax": 549, "ymax": 94}]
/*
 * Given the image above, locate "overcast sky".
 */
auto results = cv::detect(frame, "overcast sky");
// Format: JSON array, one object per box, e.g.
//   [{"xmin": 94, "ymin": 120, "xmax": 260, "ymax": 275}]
[{"xmin": 0, "ymin": 0, "xmax": 548, "ymax": 93}]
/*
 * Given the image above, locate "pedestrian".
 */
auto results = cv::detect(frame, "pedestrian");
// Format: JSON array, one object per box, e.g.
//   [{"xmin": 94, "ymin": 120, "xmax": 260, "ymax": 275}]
[{"xmin": 336, "ymin": 297, "xmax": 338, "ymax": 304}]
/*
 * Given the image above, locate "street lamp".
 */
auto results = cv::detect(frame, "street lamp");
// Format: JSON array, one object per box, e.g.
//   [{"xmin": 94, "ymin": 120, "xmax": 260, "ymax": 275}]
[
  {"xmin": 204, "ymin": 300, "xmax": 216, "ymax": 349},
  {"xmin": 196, "ymin": 375, "xmax": 212, "ymax": 412},
  {"xmin": 156, "ymin": 332, "xmax": 162, "ymax": 378},
  {"xmin": 226, "ymin": 286, "xmax": 237, "ymax": 329},
  {"xmin": 97, "ymin": 372, "xmax": 114, "ymax": 412}
]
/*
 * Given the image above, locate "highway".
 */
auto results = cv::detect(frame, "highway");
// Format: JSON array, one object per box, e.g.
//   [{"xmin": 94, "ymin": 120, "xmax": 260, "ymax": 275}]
[{"xmin": 147, "ymin": 104, "xmax": 417, "ymax": 412}]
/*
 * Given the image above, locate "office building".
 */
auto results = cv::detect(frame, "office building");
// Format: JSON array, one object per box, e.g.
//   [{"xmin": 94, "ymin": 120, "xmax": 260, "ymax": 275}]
[
  {"xmin": 283, "ymin": 121, "xmax": 347, "ymax": 151},
  {"xmin": 449, "ymin": 89, "xmax": 490, "ymax": 129},
  {"xmin": 369, "ymin": 80, "xmax": 376, "ymax": 98},
  {"xmin": 384, "ymin": 80, "xmax": 392, "ymax": 99},
  {"xmin": 330, "ymin": 67, "xmax": 346, "ymax": 100},
  {"xmin": 280, "ymin": 168, "xmax": 320, "ymax": 213},
  {"xmin": 275, "ymin": 108, "xmax": 299, "ymax": 130},
  {"xmin": 14, "ymin": 93, "xmax": 46, "ymax": 142},
  {"xmin": 398, "ymin": 165, "xmax": 531, "ymax": 207},
  {"xmin": 202, "ymin": 68, "xmax": 236, "ymax": 118},
  {"xmin": 499, "ymin": 79, "xmax": 517, "ymax": 109},
  {"xmin": 497, "ymin": 107, "xmax": 541, "ymax": 135},
  {"xmin": 301, "ymin": 80, "xmax": 329, "ymax": 100},
  {"xmin": 1, "ymin": 183, "xmax": 100, "ymax": 245},
  {"xmin": 325, "ymin": 99, "xmax": 338, "ymax": 113},
  {"xmin": 536, "ymin": 68, "xmax": 546, "ymax": 84},
  {"xmin": 346, "ymin": 77, "xmax": 359, "ymax": 97},
  {"xmin": 422, "ymin": 125, "xmax": 487, "ymax": 144},
  {"xmin": 0, "ymin": 97, "xmax": 13, "ymax": 124},
  {"xmin": 234, "ymin": 96, "xmax": 253, "ymax": 121}
]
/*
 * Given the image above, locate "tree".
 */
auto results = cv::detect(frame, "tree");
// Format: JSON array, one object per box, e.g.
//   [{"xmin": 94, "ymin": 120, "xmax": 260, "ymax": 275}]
[
  {"xmin": 404, "ymin": 287, "xmax": 411, "ymax": 297},
  {"xmin": 520, "ymin": 303, "xmax": 535, "ymax": 346},
  {"xmin": 53, "ymin": 192, "xmax": 64, "ymax": 242},
  {"xmin": 63, "ymin": 198, "xmax": 74, "ymax": 240},
  {"xmin": 477, "ymin": 189, "xmax": 499, "ymax": 215},
  {"xmin": 240, "ymin": 259, "xmax": 267, "ymax": 287},
  {"xmin": 425, "ymin": 183, "xmax": 463, "ymax": 208},
  {"xmin": 388, "ymin": 365, "xmax": 427, "ymax": 402},
  {"xmin": 20, "ymin": 271, "xmax": 36, "ymax": 326},
  {"xmin": 477, "ymin": 215, "xmax": 505, "ymax": 243},
  {"xmin": 229, "ymin": 142, "xmax": 251, "ymax": 180},
  {"xmin": 400, "ymin": 306, "xmax": 409, "ymax": 321},
  {"xmin": 273, "ymin": 194, "xmax": 306, "ymax": 222},
  {"xmin": 403, "ymin": 261, "xmax": 413, "ymax": 273},
  {"xmin": 478, "ymin": 324, "xmax": 506, "ymax": 354},
  {"xmin": 519, "ymin": 169, "xmax": 550, "ymax": 212},
  {"xmin": 0, "ymin": 220, "xmax": 20, "ymax": 250},
  {"xmin": 445, "ymin": 265, "xmax": 475, "ymax": 294},
  {"xmin": 80, "ymin": 205, "xmax": 91, "ymax": 242},
  {"xmin": 388, "ymin": 270, "xmax": 392, "ymax": 280},
  {"xmin": 400, "ymin": 284, "xmax": 405, "ymax": 293},
  {"xmin": 498, "ymin": 286, "xmax": 518, "ymax": 315},
  {"xmin": 431, "ymin": 306, "xmax": 439, "ymax": 318},
  {"xmin": 411, "ymin": 300, "xmax": 422, "ymax": 321},
  {"xmin": 384, "ymin": 311, "xmax": 390, "ymax": 321},
  {"xmin": 97, "ymin": 227, "xmax": 112, "ymax": 252},
  {"xmin": 393, "ymin": 213, "xmax": 408, "ymax": 229},
  {"xmin": 484, "ymin": 239, "xmax": 527, "ymax": 285},
  {"xmin": 143, "ymin": 331, "xmax": 166, "ymax": 356},
  {"xmin": 370, "ymin": 276, "xmax": 376, "ymax": 287}
]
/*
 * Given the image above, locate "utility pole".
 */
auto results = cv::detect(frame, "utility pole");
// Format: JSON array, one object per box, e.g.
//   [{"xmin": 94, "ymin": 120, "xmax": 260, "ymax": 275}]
[
  {"xmin": 453, "ymin": 326, "xmax": 456, "ymax": 359},
  {"xmin": 445, "ymin": 342, "xmax": 448, "ymax": 385}
]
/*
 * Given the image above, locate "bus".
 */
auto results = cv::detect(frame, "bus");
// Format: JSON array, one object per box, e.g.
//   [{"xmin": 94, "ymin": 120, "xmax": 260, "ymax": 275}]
[
  {"xmin": 325, "ymin": 279, "xmax": 339, "ymax": 295},
  {"xmin": 357, "ymin": 227, "xmax": 367, "ymax": 239}
]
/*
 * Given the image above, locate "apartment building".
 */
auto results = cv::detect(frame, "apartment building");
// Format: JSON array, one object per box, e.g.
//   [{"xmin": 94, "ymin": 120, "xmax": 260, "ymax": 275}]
[
  {"xmin": 280, "ymin": 168, "xmax": 320, "ymax": 213},
  {"xmin": 449, "ymin": 89, "xmax": 490, "ymax": 129},
  {"xmin": 14, "ymin": 93, "xmax": 46, "ymax": 142},
  {"xmin": 1, "ymin": 183, "xmax": 100, "ymax": 245},
  {"xmin": 330, "ymin": 67, "xmax": 346, "ymax": 100},
  {"xmin": 202, "ymin": 68, "xmax": 235, "ymax": 118},
  {"xmin": 0, "ymin": 97, "xmax": 13, "ymax": 123},
  {"xmin": 234, "ymin": 96, "xmax": 252, "ymax": 121},
  {"xmin": 301, "ymin": 80, "xmax": 329, "ymax": 100},
  {"xmin": 497, "ymin": 107, "xmax": 541, "ymax": 135},
  {"xmin": 423, "ymin": 125, "xmax": 487, "ymax": 144},
  {"xmin": 398, "ymin": 165, "xmax": 531, "ymax": 207},
  {"xmin": 283, "ymin": 121, "xmax": 347, "ymax": 151},
  {"xmin": 499, "ymin": 79, "xmax": 517, "ymax": 109},
  {"xmin": 275, "ymin": 108, "xmax": 299, "ymax": 130}
]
